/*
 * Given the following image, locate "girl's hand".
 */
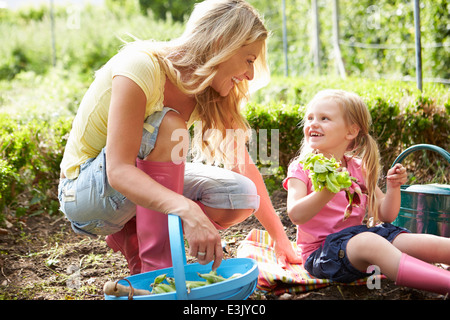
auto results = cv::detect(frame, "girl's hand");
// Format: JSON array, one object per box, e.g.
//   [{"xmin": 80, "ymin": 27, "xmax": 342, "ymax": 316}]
[{"xmin": 386, "ymin": 163, "xmax": 407, "ymax": 190}]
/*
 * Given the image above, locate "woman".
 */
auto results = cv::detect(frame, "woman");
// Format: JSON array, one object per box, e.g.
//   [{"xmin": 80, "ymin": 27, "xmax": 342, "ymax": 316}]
[{"xmin": 58, "ymin": 0, "xmax": 300, "ymax": 275}]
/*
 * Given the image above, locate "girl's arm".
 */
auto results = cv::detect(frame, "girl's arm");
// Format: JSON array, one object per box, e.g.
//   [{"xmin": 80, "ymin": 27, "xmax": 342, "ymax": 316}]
[
  {"xmin": 286, "ymin": 178, "xmax": 335, "ymax": 225},
  {"xmin": 233, "ymin": 149, "xmax": 302, "ymax": 265},
  {"xmin": 377, "ymin": 163, "xmax": 407, "ymax": 223}
]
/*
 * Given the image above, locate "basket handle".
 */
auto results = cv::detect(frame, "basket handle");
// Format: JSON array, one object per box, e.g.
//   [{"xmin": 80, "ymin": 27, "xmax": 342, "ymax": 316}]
[
  {"xmin": 391, "ymin": 144, "xmax": 450, "ymax": 167},
  {"xmin": 168, "ymin": 214, "xmax": 188, "ymax": 300}
]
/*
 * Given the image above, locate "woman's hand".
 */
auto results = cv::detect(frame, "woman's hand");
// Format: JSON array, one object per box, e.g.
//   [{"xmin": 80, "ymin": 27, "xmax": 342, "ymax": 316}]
[
  {"xmin": 274, "ymin": 236, "xmax": 302, "ymax": 267},
  {"xmin": 178, "ymin": 199, "xmax": 223, "ymax": 270}
]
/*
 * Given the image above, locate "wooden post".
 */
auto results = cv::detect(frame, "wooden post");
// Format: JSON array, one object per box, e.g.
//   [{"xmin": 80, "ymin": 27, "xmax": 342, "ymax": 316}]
[
  {"xmin": 49, "ymin": 0, "xmax": 56, "ymax": 67},
  {"xmin": 332, "ymin": 0, "xmax": 346, "ymax": 78},
  {"xmin": 311, "ymin": 0, "xmax": 320, "ymax": 75},
  {"xmin": 282, "ymin": 0, "xmax": 289, "ymax": 77},
  {"xmin": 413, "ymin": 0, "xmax": 423, "ymax": 91}
]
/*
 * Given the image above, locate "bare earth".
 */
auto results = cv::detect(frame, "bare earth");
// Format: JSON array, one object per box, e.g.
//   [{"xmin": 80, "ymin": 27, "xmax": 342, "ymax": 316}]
[{"xmin": 0, "ymin": 189, "xmax": 447, "ymax": 301}]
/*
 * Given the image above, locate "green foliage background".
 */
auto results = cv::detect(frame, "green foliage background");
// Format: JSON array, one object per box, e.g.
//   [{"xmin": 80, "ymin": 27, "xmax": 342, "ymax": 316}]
[
  {"xmin": 255, "ymin": 0, "xmax": 450, "ymax": 80},
  {"xmin": 0, "ymin": 1, "xmax": 448, "ymax": 223},
  {"xmin": 0, "ymin": 0, "xmax": 448, "ymax": 80}
]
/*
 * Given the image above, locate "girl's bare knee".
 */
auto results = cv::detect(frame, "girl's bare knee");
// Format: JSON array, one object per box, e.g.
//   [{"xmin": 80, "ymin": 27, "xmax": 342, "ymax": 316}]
[
  {"xmin": 347, "ymin": 232, "xmax": 403, "ymax": 277},
  {"xmin": 346, "ymin": 232, "xmax": 387, "ymax": 271}
]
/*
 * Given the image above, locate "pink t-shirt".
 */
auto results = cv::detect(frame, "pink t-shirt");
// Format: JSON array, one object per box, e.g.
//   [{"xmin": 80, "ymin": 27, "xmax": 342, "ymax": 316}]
[{"xmin": 283, "ymin": 156, "xmax": 368, "ymax": 262}]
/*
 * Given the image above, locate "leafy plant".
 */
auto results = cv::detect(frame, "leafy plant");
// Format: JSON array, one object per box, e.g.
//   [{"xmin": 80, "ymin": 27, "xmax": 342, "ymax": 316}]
[{"xmin": 300, "ymin": 152, "xmax": 354, "ymax": 193}]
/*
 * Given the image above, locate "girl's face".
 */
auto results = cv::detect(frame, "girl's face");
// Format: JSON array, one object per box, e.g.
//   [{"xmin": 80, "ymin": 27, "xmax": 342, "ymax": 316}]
[
  {"xmin": 211, "ymin": 40, "xmax": 264, "ymax": 97},
  {"xmin": 303, "ymin": 99, "xmax": 358, "ymax": 159}
]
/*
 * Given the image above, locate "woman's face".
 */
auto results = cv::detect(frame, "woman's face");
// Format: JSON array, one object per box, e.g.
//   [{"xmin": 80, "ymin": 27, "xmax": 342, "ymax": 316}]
[{"xmin": 211, "ymin": 40, "xmax": 264, "ymax": 97}]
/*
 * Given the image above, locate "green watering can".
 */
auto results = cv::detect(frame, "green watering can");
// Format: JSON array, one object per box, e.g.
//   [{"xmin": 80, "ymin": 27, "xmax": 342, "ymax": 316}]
[{"xmin": 391, "ymin": 144, "xmax": 450, "ymax": 237}]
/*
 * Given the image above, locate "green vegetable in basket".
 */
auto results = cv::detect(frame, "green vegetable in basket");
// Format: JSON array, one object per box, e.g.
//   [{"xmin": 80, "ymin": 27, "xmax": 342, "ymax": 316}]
[
  {"xmin": 150, "ymin": 270, "xmax": 237, "ymax": 295},
  {"xmin": 153, "ymin": 273, "xmax": 167, "ymax": 285},
  {"xmin": 167, "ymin": 276, "xmax": 207, "ymax": 291},
  {"xmin": 197, "ymin": 270, "xmax": 226, "ymax": 284},
  {"xmin": 152, "ymin": 283, "xmax": 176, "ymax": 294}
]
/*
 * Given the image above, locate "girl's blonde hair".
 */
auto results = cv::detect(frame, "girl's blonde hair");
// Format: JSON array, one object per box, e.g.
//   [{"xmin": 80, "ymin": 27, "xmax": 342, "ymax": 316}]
[
  {"xmin": 125, "ymin": 0, "xmax": 270, "ymax": 167},
  {"xmin": 299, "ymin": 89, "xmax": 381, "ymax": 224}
]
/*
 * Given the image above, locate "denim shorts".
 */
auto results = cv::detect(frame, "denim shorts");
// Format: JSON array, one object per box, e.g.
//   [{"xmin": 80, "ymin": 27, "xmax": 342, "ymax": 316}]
[
  {"xmin": 58, "ymin": 107, "xmax": 259, "ymax": 237},
  {"xmin": 304, "ymin": 223, "xmax": 410, "ymax": 283}
]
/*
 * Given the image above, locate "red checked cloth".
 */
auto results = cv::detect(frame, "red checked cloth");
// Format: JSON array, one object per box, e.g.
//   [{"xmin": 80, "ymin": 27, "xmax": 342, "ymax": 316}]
[{"xmin": 236, "ymin": 229, "xmax": 369, "ymax": 295}]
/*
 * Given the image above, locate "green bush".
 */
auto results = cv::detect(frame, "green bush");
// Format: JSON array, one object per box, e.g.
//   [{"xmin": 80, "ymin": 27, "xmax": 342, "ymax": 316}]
[
  {"xmin": 1, "ymin": 0, "xmax": 448, "ymax": 82},
  {"xmin": 0, "ymin": 113, "xmax": 72, "ymax": 220},
  {"xmin": 0, "ymin": 4, "xmax": 184, "ymax": 81},
  {"xmin": 1, "ymin": 72, "xmax": 448, "ymax": 222},
  {"xmin": 247, "ymin": 77, "xmax": 449, "ymax": 193}
]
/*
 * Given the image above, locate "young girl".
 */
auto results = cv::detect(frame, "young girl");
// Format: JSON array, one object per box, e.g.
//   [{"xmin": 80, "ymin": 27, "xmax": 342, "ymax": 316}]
[{"xmin": 283, "ymin": 89, "xmax": 450, "ymax": 295}]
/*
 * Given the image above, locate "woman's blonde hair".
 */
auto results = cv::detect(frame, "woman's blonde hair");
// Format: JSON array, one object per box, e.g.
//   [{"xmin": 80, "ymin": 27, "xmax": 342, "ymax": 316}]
[
  {"xmin": 126, "ymin": 0, "xmax": 270, "ymax": 167},
  {"xmin": 299, "ymin": 89, "xmax": 381, "ymax": 224}
]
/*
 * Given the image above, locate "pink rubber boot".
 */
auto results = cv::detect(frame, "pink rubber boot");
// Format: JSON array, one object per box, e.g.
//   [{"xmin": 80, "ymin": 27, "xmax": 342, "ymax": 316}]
[
  {"xmin": 135, "ymin": 159, "xmax": 185, "ymax": 273},
  {"xmin": 105, "ymin": 217, "xmax": 141, "ymax": 275},
  {"xmin": 395, "ymin": 253, "xmax": 450, "ymax": 295}
]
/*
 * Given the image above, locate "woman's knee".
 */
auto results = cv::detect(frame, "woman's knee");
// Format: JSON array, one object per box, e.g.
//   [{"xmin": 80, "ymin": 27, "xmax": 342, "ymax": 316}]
[
  {"xmin": 184, "ymin": 163, "xmax": 259, "ymax": 210},
  {"xmin": 144, "ymin": 111, "xmax": 189, "ymax": 162},
  {"xmin": 206, "ymin": 207, "xmax": 254, "ymax": 229}
]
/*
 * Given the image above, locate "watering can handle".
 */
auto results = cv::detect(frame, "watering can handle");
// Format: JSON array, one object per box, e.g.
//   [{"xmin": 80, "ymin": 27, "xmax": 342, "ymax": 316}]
[
  {"xmin": 168, "ymin": 214, "xmax": 188, "ymax": 300},
  {"xmin": 391, "ymin": 144, "xmax": 450, "ymax": 167}
]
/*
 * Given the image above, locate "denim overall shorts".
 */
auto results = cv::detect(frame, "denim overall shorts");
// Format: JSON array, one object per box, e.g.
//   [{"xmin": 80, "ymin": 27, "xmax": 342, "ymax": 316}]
[{"xmin": 58, "ymin": 107, "xmax": 259, "ymax": 237}]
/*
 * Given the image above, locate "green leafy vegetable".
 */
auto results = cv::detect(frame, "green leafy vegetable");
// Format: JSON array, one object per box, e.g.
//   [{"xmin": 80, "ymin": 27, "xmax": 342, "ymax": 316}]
[
  {"xmin": 300, "ymin": 152, "xmax": 363, "ymax": 221},
  {"xmin": 150, "ymin": 270, "xmax": 241, "ymax": 295},
  {"xmin": 300, "ymin": 152, "xmax": 353, "ymax": 193}
]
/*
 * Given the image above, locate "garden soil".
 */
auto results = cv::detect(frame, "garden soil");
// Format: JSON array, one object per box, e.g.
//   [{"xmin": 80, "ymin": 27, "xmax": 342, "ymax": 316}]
[{"xmin": 0, "ymin": 190, "xmax": 447, "ymax": 301}]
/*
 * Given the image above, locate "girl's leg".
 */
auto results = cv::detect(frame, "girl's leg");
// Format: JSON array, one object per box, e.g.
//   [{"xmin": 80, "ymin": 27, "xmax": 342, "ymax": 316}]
[
  {"xmin": 346, "ymin": 232, "xmax": 402, "ymax": 279},
  {"xmin": 346, "ymin": 231, "xmax": 450, "ymax": 295},
  {"xmin": 395, "ymin": 253, "xmax": 450, "ymax": 295},
  {"xmin": 392, "ymin": 232, "xmax": 450, "ymax": 295},
  {"xmin": 391, "ymin": 232, "xmax": 450, "ymax": 264}
]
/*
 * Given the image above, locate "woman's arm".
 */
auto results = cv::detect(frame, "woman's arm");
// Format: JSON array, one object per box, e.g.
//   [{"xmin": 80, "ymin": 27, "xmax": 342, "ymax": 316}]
[
  {"xmin": 234, "ymin": 149, "xmax": 302, "ymax": 265},
  {"xmin": 106, "ymin": 75, "xmax": 223, "ymax": 269},
  {"xmin": 106, "ymin": 76, "xmax": 184, "ymax": 212}
]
